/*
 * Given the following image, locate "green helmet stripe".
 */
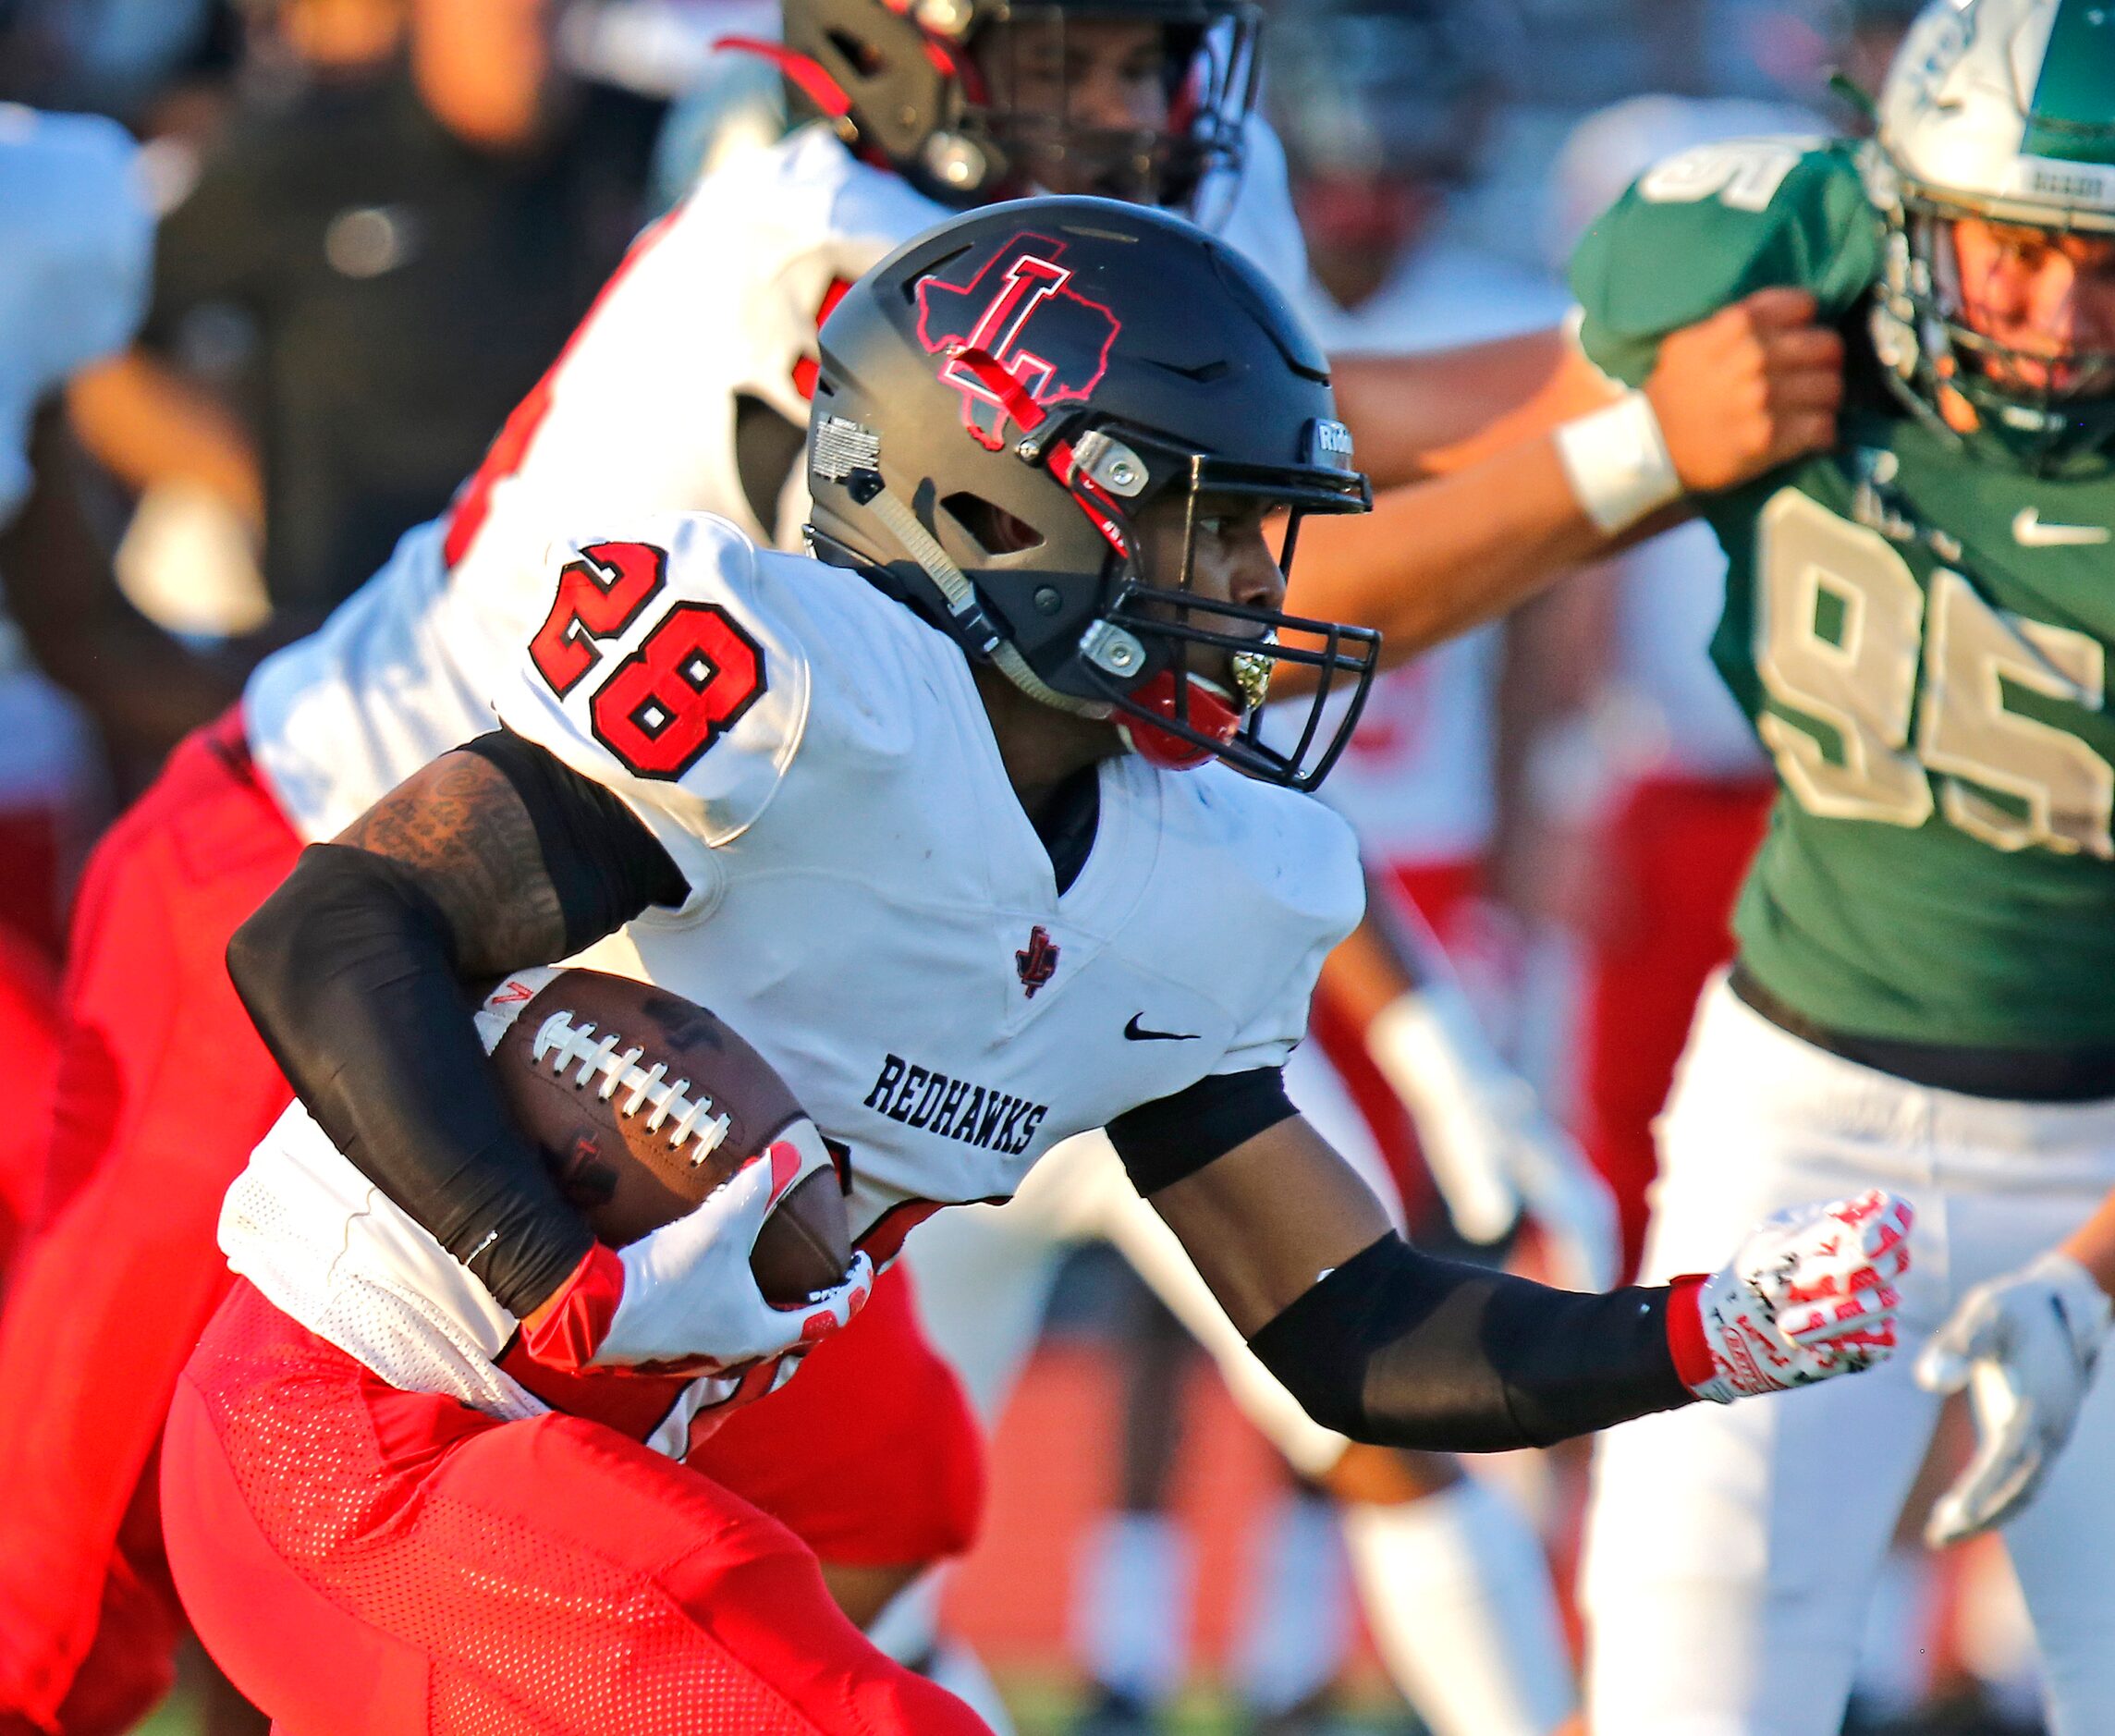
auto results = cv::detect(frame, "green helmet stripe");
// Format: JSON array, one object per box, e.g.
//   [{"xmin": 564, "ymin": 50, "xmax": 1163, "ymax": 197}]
[{"xmin": 2024, "ymin": 0, "xmax": 2115, "ymax": 165}]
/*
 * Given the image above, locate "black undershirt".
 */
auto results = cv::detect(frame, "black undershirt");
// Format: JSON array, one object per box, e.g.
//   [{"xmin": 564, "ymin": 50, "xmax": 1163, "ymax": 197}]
[{"xmin": 1033, "ymin": 762, "xmax": 1101, "ymax": 896}]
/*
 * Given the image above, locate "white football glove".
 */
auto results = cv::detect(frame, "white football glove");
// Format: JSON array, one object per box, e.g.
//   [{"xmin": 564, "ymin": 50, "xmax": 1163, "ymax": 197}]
[
  {"xmin": 1671, "ymin": 1190, "xmax": 1914, "ymax": 1403},
  {"xmin": 523, "ymin": 1139, "xmax": 873, "ymax": 1375},
  {"xmin": 1916, "ymin": 1251, "xmax": 2111, "ymax": 1547},
  {"xmin": 1367, "ymin": 983, "xmax": 1621, "ymax": 1291}
]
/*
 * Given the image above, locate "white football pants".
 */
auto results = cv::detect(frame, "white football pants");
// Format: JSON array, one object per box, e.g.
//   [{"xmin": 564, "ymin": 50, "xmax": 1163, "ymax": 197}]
[{"xmin": 1582, "ymin": 977, "xmax": 2115, "ymax": 1736}]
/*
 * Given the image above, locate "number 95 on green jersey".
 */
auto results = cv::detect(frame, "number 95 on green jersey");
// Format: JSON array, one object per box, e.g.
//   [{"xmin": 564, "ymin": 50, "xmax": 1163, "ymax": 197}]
[{"xmin": 1572, "ymin": 138, "xmax": 2115, "ymax": 1051}]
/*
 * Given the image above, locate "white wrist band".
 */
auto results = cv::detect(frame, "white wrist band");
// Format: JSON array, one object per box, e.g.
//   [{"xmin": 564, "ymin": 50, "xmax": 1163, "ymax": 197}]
[{"xmin": 1553, "ymin": 389, "xmax": 1681, "ymax": 534}]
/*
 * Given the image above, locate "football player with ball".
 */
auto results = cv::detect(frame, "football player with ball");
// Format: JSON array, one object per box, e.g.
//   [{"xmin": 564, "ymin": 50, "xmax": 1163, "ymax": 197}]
[
  {"xmin": 0, "ymin": 1, "xmax": 1849, "ymax": 1727},
  {"xmin": 162, "ymin": 199, "xmax": 1911, "ymax": 1733}
]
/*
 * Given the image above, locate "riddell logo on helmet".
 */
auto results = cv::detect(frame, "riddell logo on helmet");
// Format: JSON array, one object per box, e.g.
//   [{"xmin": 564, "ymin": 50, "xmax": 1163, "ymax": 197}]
[{"xmin": 914, "ymin": 235, "xmax": 1121, "ymax": 451}]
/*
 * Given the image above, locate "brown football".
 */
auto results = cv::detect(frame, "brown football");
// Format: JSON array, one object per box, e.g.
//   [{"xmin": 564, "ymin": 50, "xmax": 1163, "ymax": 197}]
[{"xmin": 477, "ymin": 967, "xmax": 852, "ymax": 1305}]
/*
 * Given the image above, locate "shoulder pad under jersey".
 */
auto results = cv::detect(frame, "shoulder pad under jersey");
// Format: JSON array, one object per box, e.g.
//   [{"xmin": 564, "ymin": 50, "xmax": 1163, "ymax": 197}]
[
  {"xmin": 492, "ymin": 514, "xmax": 812, "ymax": 889},
  {"xmin": 1166, "ymin": 764, "xmax": 1365, "ymax": 1075}
]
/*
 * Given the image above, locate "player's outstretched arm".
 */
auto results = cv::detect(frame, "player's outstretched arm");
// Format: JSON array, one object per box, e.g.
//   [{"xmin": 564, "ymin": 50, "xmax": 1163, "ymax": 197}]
[
  {"xmin": 226, "ymin": 735, "xmax": 682, "ymax": 1316},
  {"xmin": 1281, "ymin": 288, "xmax": 1844, "ymax": 671},
  {"xmin": 1122, "ymin": 1100, "xmax": 1910, "ymax": 1452},
  {"xmin": 1327, "ymin": 329, "xmax": 1583, "ymax": 491}
]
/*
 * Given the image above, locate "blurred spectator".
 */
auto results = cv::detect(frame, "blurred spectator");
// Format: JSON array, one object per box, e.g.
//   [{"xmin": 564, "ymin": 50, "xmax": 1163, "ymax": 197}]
[
  {"xmin": 1828, "ymin": 0, "xmax": 1919, "ymax": 115},
  {"xmin": 0, "ymin": 0, "xmax": 219, "ymax": 120},
  {"xmin": 1070, "ymin": 1282, "xmax": 1204, "ymax": 1734},
  {"xmin": 0, "ymin": 105, "xmax": 241, "ymax": 812},
  {"xmin": 71, "ymin": 0, "xmax": 662, "ymax": 619},
  {"xmin": 1269, "ymin": 0, "xmax": 1581, "ymax": 1205}
]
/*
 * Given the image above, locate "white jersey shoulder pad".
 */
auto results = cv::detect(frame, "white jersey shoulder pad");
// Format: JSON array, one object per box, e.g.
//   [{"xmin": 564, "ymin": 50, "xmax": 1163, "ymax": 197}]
[
  {"xmin": 1152, "ymin": 764, "xmax": 1365, "ymax": 1074},
  {"xmin": 677, "ymin": 125, "xmax": 943, "ymax": 430},
  {"xmin": 491, "ymin": 512, "xmax": 950, "ymax": 901}
]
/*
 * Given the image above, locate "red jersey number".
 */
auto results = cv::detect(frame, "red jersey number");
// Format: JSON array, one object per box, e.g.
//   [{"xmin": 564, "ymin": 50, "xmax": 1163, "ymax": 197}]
[
  {"xmin": 590, "ymin": 602, "xmax": 766, "ymax": 780},
  {"xmin": 530, "ymin": 542, "xmax": 666, "ymax": 697},
  {"xmin": 530, "ymin": 542, "xmax": 767, "ymax": 782}
]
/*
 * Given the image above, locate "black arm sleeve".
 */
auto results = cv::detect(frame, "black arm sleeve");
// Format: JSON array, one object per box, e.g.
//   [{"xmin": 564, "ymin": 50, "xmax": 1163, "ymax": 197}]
[
  {"xmin": 226, "ymin": 735, "xmax": 684, "ymax": 1315},
  {"xmin": 228, "ymin": 844, "xmax": 590, "ymax": 1314},
  {"xmin": 1106, "ymin": 1067, "xmax": 1299, "ymax": 1194},
  {"xmin": 1248, "ymin": 1234, "xmax": 1694, "ymax": 1452},
  {"xmin": 458, "ymin": 729, "xmax": 688, "ymax": 953}
]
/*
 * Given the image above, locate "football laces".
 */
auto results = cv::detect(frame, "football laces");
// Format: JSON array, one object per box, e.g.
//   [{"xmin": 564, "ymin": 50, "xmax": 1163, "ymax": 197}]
[{"xmin": 531, "ymin": 1008, "xmax": 734, "ymax": 1163}]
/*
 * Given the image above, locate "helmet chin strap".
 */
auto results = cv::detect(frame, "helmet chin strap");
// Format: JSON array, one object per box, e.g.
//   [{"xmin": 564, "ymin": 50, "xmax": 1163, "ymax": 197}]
[
  {"xmin": 1116, "ymin": 668, "xmax": 1244, "ymax": 771},
  {"xmin": 861, "ymin": 484, "xmax": 1112, "ymax": 722}
]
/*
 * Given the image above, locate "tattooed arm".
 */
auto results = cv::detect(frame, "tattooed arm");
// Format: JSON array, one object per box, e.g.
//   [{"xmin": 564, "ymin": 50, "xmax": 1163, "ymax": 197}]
[{"xmin": 227, "ymin": 733, "xmax": 684, "ymax": 1314}]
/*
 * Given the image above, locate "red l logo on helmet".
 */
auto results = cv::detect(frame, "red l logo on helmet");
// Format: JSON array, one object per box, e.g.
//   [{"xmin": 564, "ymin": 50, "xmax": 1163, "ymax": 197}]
[{"xmin": 915, "ymin": 235, "xmax": 1121, "ymax": 450}]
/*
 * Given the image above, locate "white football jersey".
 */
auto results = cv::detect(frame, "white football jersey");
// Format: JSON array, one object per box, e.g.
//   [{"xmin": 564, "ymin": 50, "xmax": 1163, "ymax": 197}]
[
  {"xmin": 243, "ymin": 119, "xmax": 1313, "ymax": 844},
  {"xmin": 0, "ymin": 105, "xmax": 151, "ymax": 526},
  {"xmin": 1284, "ymin": 238, "xmax": 1568, "ymax": 873},
  {"xmin": 224, "ymin": 513, "xmax": 1362, "ymax": 1439}
]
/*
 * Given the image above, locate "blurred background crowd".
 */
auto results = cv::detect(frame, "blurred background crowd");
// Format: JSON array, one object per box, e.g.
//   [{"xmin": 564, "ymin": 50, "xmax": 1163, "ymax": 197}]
[{"xmin": 0, "ymin": 0, "xmax": 2043, "ymax": 1731}]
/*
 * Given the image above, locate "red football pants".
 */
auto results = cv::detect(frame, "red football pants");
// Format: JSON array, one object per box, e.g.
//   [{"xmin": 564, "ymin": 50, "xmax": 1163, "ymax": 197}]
[
  {"xmin": 0, "ymin": 712, "xmax": 300, "ymax": 1736},
  {"xmin": 687, "ymin": 1261, "xmax": 984, "ymax": 1568},
  {"xmin": 0, "ymin": 799, "xmax": 89, "ymax": 1290},
  {"xmin": 165, "ymin": 1282, "xmax": 992, "ymax": 1736},
  {"xmin": 1575, "ymin": 773, "xmax": 1773, "ymax": 1282},
  {"xmin": 0, "ymin": 928, "xmax": 59, "ymax": 1287},
  {"xmin": 0, "ymin": 710, "xmax": 988, "ymax": 1732}
]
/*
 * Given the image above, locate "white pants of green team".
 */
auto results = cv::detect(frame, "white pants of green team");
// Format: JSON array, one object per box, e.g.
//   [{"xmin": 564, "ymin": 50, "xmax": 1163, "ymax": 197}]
[{"xmin": 1582, "ymin": 977, "xmax": 2115, "ymax": 1736}]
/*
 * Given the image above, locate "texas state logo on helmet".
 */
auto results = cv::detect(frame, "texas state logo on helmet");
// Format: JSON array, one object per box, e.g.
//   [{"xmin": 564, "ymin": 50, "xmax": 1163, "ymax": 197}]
[
  {"xmin": 801, "ymin": 196, "xmax": 1380, "ymax": 792},
  {"xmin": 915, "ymin": 237, "xmax": 1122, "ymax": 450},
  {"xmin": 1872, "ymin": 0, "xmax": 2115, "ymax": 466}
]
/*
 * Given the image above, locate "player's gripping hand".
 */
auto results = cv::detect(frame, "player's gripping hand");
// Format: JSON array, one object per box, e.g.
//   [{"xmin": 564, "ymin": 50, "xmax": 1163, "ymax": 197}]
[
  {"xmin": 1915, "ymin": 1252, "xmax": 2112, "ymax": 1547},
  {"xmin": 1645, "ymin": 287, "xmax": 1844, "ymax": 495},
  {"xmin": 1668, "ymin": 1190, "xmax": 1913, "ymax": 1403},
  {"xmin": 1368, "ymin": 982, "xmax": 1620, "ymax": 1292},
  {"xmin": 521, "ymin": 1155, "xmax": 874, "ymax": 1375}
]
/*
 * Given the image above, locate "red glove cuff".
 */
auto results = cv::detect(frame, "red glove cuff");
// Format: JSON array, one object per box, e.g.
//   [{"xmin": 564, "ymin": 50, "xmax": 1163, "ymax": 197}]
[
  {"xmin": 521, "ymin": 1242, "xmax": 624, "ymax": 1372},
  {"xmin": 1664, "ymin": 1272, "xmax": 1717, "ymax": 1392}
]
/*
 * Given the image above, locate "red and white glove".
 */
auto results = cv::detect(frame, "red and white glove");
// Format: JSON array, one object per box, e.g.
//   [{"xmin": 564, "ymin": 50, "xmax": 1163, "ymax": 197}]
[
  {"xmin": 521, "ymin": 1145, "xmax": 873, "ymax": 1375},
  {"xmin": 1667, "ymin": 1190, "xmax": 1913, "ymax": 1403}
]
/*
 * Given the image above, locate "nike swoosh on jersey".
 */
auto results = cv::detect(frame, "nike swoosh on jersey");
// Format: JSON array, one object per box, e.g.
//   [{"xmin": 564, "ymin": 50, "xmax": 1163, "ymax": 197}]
[
  {"xmin": 2013, "ymin": 507, "xmax": 2111, "ymax": 547},
  {"xmin": 1124, "ymin": 1014, "xmax": 1199, "ymax": 1043}
]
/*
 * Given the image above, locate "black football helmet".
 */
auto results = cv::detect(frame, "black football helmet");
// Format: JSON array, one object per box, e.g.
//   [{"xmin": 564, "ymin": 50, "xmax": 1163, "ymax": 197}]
[
  {"xmin": 805, "ymin": 197, "xmax": 1378, "ymax": 791},
  {"xmin": 741, "ymin": 0, "xmax": 1259, "ymax": 213}
]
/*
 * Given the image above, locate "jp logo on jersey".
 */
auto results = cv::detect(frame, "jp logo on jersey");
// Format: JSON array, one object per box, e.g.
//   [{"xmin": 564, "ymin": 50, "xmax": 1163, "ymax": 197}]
[{"xmin": 914, "ymin": 234, "xmax": 1121, "ymax": 451}]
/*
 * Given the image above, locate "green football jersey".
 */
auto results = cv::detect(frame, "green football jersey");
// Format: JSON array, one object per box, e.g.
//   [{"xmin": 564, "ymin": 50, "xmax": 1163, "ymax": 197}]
[{"xmin": 1572, "ymin": 138, "xmax": 2115, "ymax": 1049}]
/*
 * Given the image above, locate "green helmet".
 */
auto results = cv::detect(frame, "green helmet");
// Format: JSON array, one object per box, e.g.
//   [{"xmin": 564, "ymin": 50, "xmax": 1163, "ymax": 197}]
[{"xmin": 1870, "ymin": 0, "xmax": 2115, "ymax": 467}]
